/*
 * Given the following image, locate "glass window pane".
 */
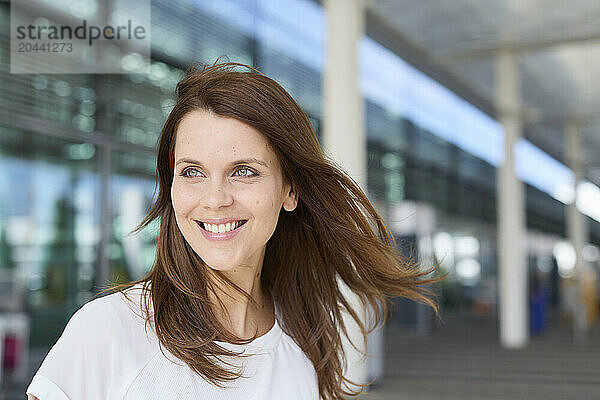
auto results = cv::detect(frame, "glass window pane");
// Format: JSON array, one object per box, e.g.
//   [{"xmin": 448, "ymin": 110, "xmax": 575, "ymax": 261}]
[
  {"xmin": 110, "ymin": 150, "xmax": 158, "ymax": 283},
  {"xmin": 0, "ymin": 128, "xmax": 100, "ymax": 347}
]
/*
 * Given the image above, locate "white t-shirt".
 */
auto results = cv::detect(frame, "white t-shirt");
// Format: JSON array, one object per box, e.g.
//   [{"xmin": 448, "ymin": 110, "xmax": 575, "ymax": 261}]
[{"xmin": 26, "ymin": 284, "xmax": 320, "ymax": 400}]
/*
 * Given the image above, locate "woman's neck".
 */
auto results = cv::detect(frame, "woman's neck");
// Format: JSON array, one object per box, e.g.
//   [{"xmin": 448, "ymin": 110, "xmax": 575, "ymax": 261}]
[{"xmin": 208, "ymin": 266, "xmax": 275, "ymax": 340}]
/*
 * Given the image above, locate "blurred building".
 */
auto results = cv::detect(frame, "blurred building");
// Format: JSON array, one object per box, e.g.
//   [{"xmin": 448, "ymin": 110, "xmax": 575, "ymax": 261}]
[{"xmin": 0, "ymin": 0, "xmax": 599, "ymax": 397}]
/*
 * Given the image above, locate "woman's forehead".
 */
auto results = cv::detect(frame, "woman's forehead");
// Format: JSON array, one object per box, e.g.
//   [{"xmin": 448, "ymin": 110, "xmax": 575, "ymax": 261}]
[{"xmin": 174, "ymin": 110, "xmax": 276, "ymax": 164}]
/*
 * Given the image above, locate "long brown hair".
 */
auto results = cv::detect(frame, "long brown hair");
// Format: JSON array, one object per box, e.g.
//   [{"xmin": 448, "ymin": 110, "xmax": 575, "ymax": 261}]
[{"xmin": 113, "ymin": 61, "xmax": 443, "ymax": 399}]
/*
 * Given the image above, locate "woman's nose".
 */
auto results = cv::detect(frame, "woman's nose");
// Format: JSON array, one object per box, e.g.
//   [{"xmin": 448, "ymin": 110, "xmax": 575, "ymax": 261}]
[{"xmin": 202, "ymin": 179, "xmax": 233, "ymax": 209}]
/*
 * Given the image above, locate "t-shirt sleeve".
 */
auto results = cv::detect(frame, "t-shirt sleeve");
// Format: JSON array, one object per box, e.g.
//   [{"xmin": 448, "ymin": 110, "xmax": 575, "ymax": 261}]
[{"xmin": 26, "ymin": 297, "xmax": 119, "ymax": 400}]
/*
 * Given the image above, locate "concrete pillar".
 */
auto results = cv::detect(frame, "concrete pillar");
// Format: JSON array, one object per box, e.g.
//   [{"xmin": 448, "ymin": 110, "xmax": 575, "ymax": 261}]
[
  {"xmin": 495, "ymin": 50, "xmax": 528, "ymax": 348},
  {"xmin": 323, "ymin": 0, "xmax": 368, "ymax": 392},
  {"xmin": 323, "ymin": 0, "xmax": 366, "ymax": 186},
  {"xmin": 97, "ymin": 145, "xmax": 112, "ymax": 291},
  {"xmin": 565, "ymin": 122, "xmax": 589, "ymax": 343}
]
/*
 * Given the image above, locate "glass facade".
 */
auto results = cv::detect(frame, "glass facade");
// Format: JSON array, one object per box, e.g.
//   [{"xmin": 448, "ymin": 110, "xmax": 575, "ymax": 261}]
[{"xmin": 1, "ymin": 0, "xmax": 599, "ymax": 394}]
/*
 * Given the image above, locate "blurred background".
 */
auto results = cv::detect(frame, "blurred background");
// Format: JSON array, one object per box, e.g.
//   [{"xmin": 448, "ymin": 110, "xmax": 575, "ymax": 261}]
[{"xmin": 1, "ymin": 0, "xmax": 600, "ymax": 399}]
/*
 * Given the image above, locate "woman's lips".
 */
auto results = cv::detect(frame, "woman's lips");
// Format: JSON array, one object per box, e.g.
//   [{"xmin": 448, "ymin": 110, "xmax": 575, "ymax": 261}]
[{"xmin": 196, "ymin": 220, "xmax": 247, "ymax": 241}]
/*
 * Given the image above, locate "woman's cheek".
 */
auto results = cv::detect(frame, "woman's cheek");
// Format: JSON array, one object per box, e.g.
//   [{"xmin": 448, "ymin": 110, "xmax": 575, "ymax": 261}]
[{"xmin": 171, "ymin": 181, "xmax": 199, "ymax": 217}]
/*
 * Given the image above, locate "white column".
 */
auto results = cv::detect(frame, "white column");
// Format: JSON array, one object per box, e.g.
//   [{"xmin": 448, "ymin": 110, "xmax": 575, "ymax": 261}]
[
  {"xmin": 323, "ymin": 0, "xmax": 366, "ymax": 186},
  {"xmin": 495, "ymin": 50, "xmax": 528, "ymax": 348},
  {"xmin": 565, "ymin": 122, "xmax": 589, "ymax": 343},
  {"xmin": 323, "ymin": 0, "xmax": 368, "ymax": 391}
]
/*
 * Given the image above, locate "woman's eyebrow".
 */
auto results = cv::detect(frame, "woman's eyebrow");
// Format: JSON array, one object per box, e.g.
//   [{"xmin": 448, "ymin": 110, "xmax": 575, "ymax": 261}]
[{"xmin": 175, "ymin": 157, "xmax": 269, "ymax": 168}]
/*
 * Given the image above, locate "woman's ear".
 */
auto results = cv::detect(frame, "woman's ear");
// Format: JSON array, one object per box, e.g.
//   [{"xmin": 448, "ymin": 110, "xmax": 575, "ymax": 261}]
[{"xmin": 283, "ymin": 183, "xmax": 299, "ymax": 212}]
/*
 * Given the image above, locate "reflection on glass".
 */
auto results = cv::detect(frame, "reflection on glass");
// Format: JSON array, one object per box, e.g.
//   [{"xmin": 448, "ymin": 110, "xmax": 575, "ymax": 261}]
[
  {"xmin": 110, "ymin": 151, "xmax": 158, "ymax": 283},
  {"xmin": 0, "ymin": 131, "xmax": 99, "ymax": 347}
]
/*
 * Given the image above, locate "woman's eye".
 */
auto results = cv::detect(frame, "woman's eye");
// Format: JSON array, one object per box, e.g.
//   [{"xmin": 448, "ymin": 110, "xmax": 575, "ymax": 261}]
[
  {"xmin": 181, "ymin": 168, "xmax": 202, "ymax": 178},
  {"xmin": 234, "ymin": 167, "xmax": 256, "ymax": 177},
  {"xmin": 179, "ymin": 167, "xmax": 256, "ymax": 178}
]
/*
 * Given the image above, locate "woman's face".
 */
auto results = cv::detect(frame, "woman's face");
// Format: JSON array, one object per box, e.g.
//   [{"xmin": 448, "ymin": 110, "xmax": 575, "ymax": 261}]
[{"xmin": 171, "ymin": 110, "xmax": 297, "ymax": 272}]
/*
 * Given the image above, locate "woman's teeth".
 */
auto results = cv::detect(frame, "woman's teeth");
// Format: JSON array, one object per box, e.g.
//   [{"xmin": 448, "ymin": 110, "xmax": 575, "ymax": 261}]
[{"xmin": 202, "ymin": 220, "xmax": 246, "ymax": 233}]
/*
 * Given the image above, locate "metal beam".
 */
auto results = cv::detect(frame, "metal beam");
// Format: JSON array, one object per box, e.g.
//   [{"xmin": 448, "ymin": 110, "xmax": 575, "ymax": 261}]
[
  {"xmin": 436, "ymin": 33, "xmax": 600, "ymax": 62},
  {"xmin": 364, "ymin": 9, "xmax": 496, "ymax": 118}
]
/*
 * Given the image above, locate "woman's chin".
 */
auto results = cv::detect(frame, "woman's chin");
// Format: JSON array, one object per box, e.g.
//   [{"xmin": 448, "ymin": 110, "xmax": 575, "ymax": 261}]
[
  {"xmin": 201, "ymin": 256, "xmax": 240, "ymax": 272},
  {"xmin": 206, "ymin": 263, "xmax": 237, "ymax": 272}
]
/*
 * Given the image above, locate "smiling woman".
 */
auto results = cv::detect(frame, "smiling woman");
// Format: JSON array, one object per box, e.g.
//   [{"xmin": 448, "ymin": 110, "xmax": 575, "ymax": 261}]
[
  {"xmin": 170, "ymin": 111, "xmax": 297, "ymax": 281},
  {"xmin": 26, "ymin": 61, "xmax": 443, "ymax": 400}
]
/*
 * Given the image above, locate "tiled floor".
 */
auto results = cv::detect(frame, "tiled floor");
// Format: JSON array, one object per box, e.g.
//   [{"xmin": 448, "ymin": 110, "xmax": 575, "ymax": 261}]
[{"xmin": 360, "ymin": 310, "xmax": 600, "ymax": 400}]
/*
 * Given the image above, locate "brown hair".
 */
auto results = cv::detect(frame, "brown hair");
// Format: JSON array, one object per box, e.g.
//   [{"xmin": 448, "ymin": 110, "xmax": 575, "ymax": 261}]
[{"xmin": 113, "ymin": 61, "xmax": 443, "ymax": 399}]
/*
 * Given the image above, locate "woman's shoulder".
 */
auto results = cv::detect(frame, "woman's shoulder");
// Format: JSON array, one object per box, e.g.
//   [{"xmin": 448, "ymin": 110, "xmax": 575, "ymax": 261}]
[
  {"xmin": 46, "ymin": 282, "xmax": 157, "ymax": 363},
  {"xmin": 26, "ymin": 283, "xmax": 159, "ymax": 400},
  {"xmin": 66, "ymin": 283, "xmax": 152, "ymax": 339}
]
